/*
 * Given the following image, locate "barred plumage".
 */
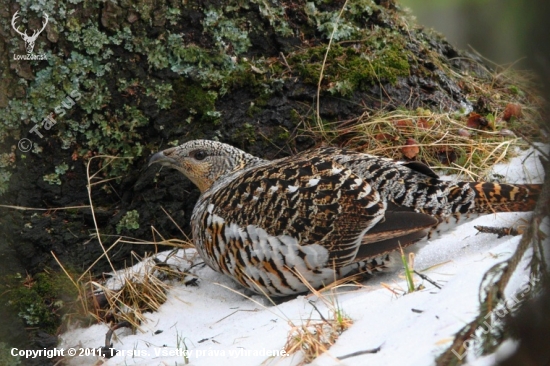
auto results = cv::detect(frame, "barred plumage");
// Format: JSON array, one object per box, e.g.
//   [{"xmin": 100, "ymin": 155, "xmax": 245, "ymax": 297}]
[{"xmin": 149, "ymin": 140, "xmax": 541, "ymax": 296}]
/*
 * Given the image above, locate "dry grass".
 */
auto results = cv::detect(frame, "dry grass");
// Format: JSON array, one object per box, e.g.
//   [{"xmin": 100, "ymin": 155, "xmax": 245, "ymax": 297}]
[
  {"xmin": 87, "ymin": 253, "xmax": 173, "ymax": 330},
  {"xmin": 41, "ymin": 155, "xmax": 196, "ymax": 334},
  {"xmin": 310, "ymin": 48, "xmax": 547, "ymax": 179},
  {"xmin": 282, "ymin": 270, "xmax": 353, "ymax": 365},
  {"xmin": 79, "ymin": 156, "xmax": 194, "ymax": 330},
  {"xmin": 51, "ymin": 231, "xmax": 194, "ymax": 333},
  {"xmin": 50, "ymin": 233, "xmax": 194, "ymax": 333},
  {"xmin": 315, "ymin": 0, "xmax": 350, "ymax": 140},
  {"xmin": 284, "ymin": 308, "xmax": 352, "ymax": 365},
  {"xmin": 322, "ymin": 108, "xmax": 527, "ymax": 180}
]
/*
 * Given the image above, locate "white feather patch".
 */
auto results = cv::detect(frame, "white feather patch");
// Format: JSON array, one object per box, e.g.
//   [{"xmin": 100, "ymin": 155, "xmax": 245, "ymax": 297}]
[
  {"xmin": 300, "ymin": 243, "xmax": 330, "ymax": 269},
  {"xmin": 308, "ymin": 178, "xmax": 320, "ymax": 187},
  {"xmin": 287, "ymin": 185, "xmax": 299, "ymax": 193}
]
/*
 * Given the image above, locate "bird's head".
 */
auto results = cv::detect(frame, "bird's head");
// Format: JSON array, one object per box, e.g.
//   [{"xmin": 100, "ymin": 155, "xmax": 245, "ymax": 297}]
[{"xmin": 148, "ymin": 140, "xmax": 263, "ymax": 193}]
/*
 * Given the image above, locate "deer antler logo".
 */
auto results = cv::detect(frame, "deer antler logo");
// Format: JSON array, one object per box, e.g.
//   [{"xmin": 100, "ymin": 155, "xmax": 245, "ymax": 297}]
[{"xmin": 11, "ymin": 10, "xmax": 49, "ymax": 54}]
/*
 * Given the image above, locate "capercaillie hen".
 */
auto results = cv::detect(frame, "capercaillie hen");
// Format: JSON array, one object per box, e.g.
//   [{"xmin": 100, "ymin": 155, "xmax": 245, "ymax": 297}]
[{"xmin": 149, "ymin": 140, "xmax": 541, "ymax": 297}]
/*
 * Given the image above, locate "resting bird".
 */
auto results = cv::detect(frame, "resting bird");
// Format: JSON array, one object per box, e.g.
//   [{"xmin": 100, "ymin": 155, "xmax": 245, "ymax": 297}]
[{"xmin": 149, "ymin": 140, "xmax": 541, "ymax": 297}]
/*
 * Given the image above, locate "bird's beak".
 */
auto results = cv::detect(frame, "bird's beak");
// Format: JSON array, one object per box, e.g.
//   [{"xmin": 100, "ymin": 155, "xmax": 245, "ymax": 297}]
[{"xmin": 148, "ymin": 149, "xmax": 177, "ymax": 167}]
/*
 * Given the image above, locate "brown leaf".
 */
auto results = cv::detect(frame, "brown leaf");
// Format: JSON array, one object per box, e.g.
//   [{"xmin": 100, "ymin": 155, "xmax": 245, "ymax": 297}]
[
  {"xmin": 417, "ymin": 118, "xmax": 431, "ymax": 129},
  {"xmin": 467, "ymin": 112, "xmax": 489, "ymax": 129},
  {"xmin": 401, "ymin": 138, "xmax": 420, "ymax": 159},
  {"xmin": 394, "ymin": 119, "xmax": 414, "ymax": 130},
  {"xmin": 374, "ymin": 133, "xmax": 397, "ymax": 141},
  {"xmin": 502, "ymin": 103, "xmax": 522, "ymax": 121}
]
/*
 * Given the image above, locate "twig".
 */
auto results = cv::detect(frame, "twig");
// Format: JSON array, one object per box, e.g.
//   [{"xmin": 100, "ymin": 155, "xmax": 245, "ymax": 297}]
[
  {"xmin": 0, "ymin": 204, "xmax": 90, "ymax": 211},
  {"xmin": 414, "ymin": 270, "xmax": 442, "ymax": 289},
  {"xmin": 161, "ymin": 206, "xmax": 190, "ymax": 239},
  {"xmin": 337, "ymin": 345, "xmax": 382, "ymax": 360},
  {"xmin": 308, "ymin": 300, "xmax": 329, "ymax": 323},
  {"xmin": 515, "ymin": 130, "xmax": 550, "ymax": 161},
  {"xmin": 279, "ymin": 52, "xmax": 292, "ymax": 72},
  {"xmin": 474, "ymin": 225, "xmax": 521, "ymax": 238},
  {"xmin": 316, "ymin": 0, "xmax": 349, "ymax": 138},
  {"xmin": 84, "ymin": 155, "xmax": 128, "ymax": 275}
]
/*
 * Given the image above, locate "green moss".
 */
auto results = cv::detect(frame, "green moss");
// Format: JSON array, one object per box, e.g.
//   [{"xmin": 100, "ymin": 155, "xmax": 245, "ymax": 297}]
[
  {"xmin": 77, "ymin": 106, "xmax": 146, "ymax": 176},
  {"xmin": 289, "ymin": 29, "xmax": 411, "ymax": 95},
  {"xmin": 233, "ymin": 122, "xmax": 256, "ymax": 144},
  {"xmin": 303, "ymin": 0, "xmax": 369, "ymax": 41},
  {"xmin": 508, "ymin": 85, "xmax": 525, "ymax": 97},
  {"xmin": 167, "ymin": 41, "xmax": 239, "ymax": 92},
  {"xmin": 2, "ymin": 270, "xmax": 80, "ymax": 333},
  {"xmin": 257, "ymin": 4, "xmax": 292, "ymax": 36},
  {"xmin": 0, "ymin": 0, "xmax": 311, "ymax": 172},
  {"xmin": 203, "ymin": 8, "xmax": 251, "ymax": 54},
  {"xmin": 116, "ymin": 210, "xmax": 140, "ymax": 234},
  {"xmin": 0, "ymin": 171, "xmax": 11, "ymax": 195},
  {"xmin": 66, "ymin": 23, "xmax": 111, "ymax": 56},
  {"xmin": 43, "ymin": 162, "xmax": 69, "ymax": 185},
  {"xmin": 0, "ymin": 151, "xmax": 14, "ymax": 195},
  {"xmin": 277, "ymin": 126, "xmax": 291, "ymax": 141},
  {"xmin": 127, "ymin": 0, "xmax": 156, "ymax": 23},
  {"xmin": 0, "ymin": 342, "xmax": 21, "ymax": 366},
  {"xmin": 174, "ymin": 79, "xmax": 218, "ymax": 122},
  {"xmin": 146, "ymin": 82, "xmax": 174, "ymax": 110},
  {"xmin": 246, "ymin": 89, "xmax": 271, "ymax": 117},
  {"xmin": 246, "ymin": 102, "xmax": 263, "ymax": 117}
]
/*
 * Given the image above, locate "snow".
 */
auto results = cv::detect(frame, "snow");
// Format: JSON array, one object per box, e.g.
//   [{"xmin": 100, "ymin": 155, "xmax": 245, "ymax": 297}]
[{"xmin": 58, "ymin": 146, "xmax": 546, "ymax": 366}]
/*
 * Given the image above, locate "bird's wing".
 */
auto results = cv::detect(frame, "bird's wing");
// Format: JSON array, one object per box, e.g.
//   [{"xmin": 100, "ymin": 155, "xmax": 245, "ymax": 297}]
[
  {"xmin": 201, "ymin": 154, "xmax": 434, "ymax": 269},
  {"xmin": 355, "ymin": 203, "xmax": 438, "ymax": 261}
]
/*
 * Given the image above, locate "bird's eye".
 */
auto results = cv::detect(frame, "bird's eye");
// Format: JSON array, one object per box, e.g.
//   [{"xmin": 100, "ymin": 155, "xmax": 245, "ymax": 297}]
[{"xmin": 191, "ymin": 150, "xmax": 207, "ymax": 161}]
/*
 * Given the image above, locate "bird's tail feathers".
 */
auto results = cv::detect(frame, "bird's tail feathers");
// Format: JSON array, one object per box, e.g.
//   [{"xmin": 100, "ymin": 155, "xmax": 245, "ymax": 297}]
[{"xmin": 471, "ymin": 182, "xmax": 542, "ymax": 213}]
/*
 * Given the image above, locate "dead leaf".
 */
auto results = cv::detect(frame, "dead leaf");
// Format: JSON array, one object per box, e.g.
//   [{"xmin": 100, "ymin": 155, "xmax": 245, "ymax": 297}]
[
  {"xmin": 374, "ymin": 133, "xmax": 397, "ymax": 141},
  {"xmin": 417, "ymin": 118, "xmax": 431, "ymax": 129},
  {"xmin": 474, "ymin": 96, "xmax": 492, "ymax": 114},
  {"xmin": 502, "ymin": 103, "xmax": 522, "ymax": 121},
  {"xmin": 394, "ymin": 119, "xmax": 414, "ymax": 130},
  {"xmin": 467, "ymin": 112, "xmax": 489, "ymax": 129},
  {"xmin": 401, "ymin": 138, "xmax": 420, "ymax": 159}
]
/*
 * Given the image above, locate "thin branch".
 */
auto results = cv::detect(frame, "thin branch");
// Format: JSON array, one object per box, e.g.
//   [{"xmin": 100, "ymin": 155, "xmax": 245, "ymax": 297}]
[
  {"xmin": 316, "ymin": 0, "xmax": 349, "ymax": 139},
  {"xmin": 0, "ymin": 204, "xmax": 90, "ymax": 211}
]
